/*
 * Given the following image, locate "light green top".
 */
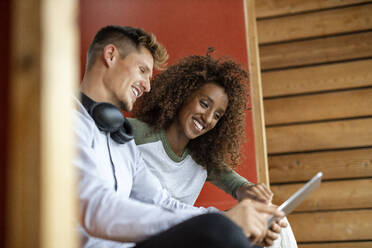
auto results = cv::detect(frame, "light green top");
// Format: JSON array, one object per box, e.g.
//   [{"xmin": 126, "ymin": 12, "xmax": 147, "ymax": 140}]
[{"xmin": 128, "ymin": 118, "xmax": 253, "ymax": 199}]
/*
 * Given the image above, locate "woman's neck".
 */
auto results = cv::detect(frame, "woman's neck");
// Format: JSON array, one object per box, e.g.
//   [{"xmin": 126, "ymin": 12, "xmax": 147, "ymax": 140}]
[{"xmin": 165, "ymin": 122, "xmax": 189, "ymax": 157}]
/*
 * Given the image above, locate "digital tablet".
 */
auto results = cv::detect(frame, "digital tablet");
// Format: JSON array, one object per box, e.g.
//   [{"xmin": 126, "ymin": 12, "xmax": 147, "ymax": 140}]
[{"xmin": 268, "ymin": 172, "xmax": 323, "ymax": 227}]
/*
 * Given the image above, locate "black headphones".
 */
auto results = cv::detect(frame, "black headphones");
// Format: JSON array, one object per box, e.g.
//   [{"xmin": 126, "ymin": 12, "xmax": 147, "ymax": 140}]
[{"xmin": 81, "ymin": 93, "xmax": 134, "ymax": 144}]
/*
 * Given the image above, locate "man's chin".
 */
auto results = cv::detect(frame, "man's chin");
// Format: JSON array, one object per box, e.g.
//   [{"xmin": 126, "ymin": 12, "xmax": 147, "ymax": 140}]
[{"xmin": 119, "ymin": 102, "xmax": 132, "ymax": 112}]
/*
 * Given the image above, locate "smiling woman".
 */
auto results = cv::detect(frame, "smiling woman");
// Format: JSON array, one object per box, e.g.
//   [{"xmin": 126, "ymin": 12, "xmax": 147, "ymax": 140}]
[
  {"xmin": 130, "ymin": 54, "xmax": 250, "ymax": 207},
  {"xmin": 130, "ymin": 54, "xmax": 298, "ymax": 247},
  {"xmin": 168, "ymin": 83, "xmax": 229, "ymax": 156},
  {"xmin": 132, "ymin": 54, "xmax": 249, "ymax": 175}
]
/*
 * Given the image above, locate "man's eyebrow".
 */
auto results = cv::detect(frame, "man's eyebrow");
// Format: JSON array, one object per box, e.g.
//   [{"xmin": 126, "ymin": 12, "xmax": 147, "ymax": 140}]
[{"xmin": 142, "ymin": 64, "xmax": 153, "ymax": 78}]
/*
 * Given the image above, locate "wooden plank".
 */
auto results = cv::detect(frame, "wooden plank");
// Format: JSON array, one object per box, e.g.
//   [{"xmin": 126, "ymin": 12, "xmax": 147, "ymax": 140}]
[
  {"xmin": 244, "ymin": 0, "xmax": 270, "ymax": 186},
  {"xmin": 272, "ymin": 179, "xmax": 372, "ymax": 211},
  {"xmin": 262, "ymin": 60, "xmax": 372, "ymax": 97},
  {"xmin": 269, "ymin": 148, "xmax": 372, "ymax": 183},
  {"xmin": 256, "ymin": 0, "xmax": 372, "ymax": 18},
  {"xmin": 288, "ymin": 210, "xmax": 372, "ymax": 242},
  {"xmin": 267, "ymin": 118, "xmax": 372, "ymax": 154},
  {"xmin": 258, "ymin": 4, "xmax": 372, "ymax": 44},
  {"xmin": 8, "ymin": 0, "xmax": 42, "ymax": 246},
  {"xmin": 260, "ymin": 31, "xmax": 372, "ymax": 70},
  {"xmin": 41, "ymin": 1, "xmax": 78, "ymax": 248},
  {"xmin": 0, "ymin": 0, "xmax": 10, "ymax": 246},
  {"xmin": 299, "ymin": 241, "xmax": 372, "ymax": 248},
  {"xmin": 264, "ymin": 88, "xmax": 372, "ymax": 125},
  {"xmin": 7, "ymin": 0, "xmax": 78, "ymax": 247}
]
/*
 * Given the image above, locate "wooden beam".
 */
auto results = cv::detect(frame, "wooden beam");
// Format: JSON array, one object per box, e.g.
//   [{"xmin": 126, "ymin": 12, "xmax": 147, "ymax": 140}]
[
  {"xmin": 299, "ymin": 241, "xmax": 372, "ymax": 248},
  {"xmin": 269, "ymin": 148, "xmax": 372, "ymax": 183},
  {"xmin": 262, "ymin": 59, "xmax": 372, "ymax": 97},
  {"xmin": 256, "ymin": 0, "xmax": 372, "ymax": 18},
  {"xmin": 7, "ymin": 0, "xmax": 78, "ymax": 247},
  {"xmin": 272, "ymin": 179, "xmax": 372, "ymax": 211},
  {"xmin": 0, "ymin": 0, "xmax": 10, "ymax": 246},
  {"xmin": 288, "ymin": 210, "xmax": 372, "ymax": 242},
  {"xmin": 260, "ymin": 31, "xmax": 372, "ymax": 70},
  {"xmin": 264, "ymin": 88, "xmax": 372, "ymax": 125},
  {"xmin": 244, "ymin": 0, "xmax": 270, "ymax": 185},
  {"xmin": 258, "ymin": 4, "xmax": 372, "ymax": 43},
  {"xmin": 8, "ymin": 0, "xmax": 42, "ymax": 246},
  {"xmin": 267, "ymin": 118, "xmax": 372, "ymax": 154},
  {"xmin": 40, "ymin": 1, "xmax": 78, "ymax": 247}
]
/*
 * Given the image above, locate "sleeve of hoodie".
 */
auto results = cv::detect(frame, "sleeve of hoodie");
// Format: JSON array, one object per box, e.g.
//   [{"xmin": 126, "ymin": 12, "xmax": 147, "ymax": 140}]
[{"xmin": 207, "ymin": 167, "xmax": 254, "ymax": 199}]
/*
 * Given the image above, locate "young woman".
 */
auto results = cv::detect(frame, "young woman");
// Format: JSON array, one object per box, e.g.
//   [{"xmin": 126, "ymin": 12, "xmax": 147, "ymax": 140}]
[{"xmin": 130, "ymin": 53, "xmax": 297, "ymax": 248}]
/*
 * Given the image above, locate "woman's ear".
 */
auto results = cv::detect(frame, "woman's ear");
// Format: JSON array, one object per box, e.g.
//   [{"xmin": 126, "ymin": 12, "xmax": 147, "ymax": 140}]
[{"xmin": 103, "ymin": 44, "xmax": 117, "ymax": 67}]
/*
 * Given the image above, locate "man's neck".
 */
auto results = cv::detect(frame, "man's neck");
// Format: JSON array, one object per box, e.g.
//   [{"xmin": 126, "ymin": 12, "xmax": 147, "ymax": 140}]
[{"xmin": 80, "ymin": 69, "xmax": 118, "ymax": 107}]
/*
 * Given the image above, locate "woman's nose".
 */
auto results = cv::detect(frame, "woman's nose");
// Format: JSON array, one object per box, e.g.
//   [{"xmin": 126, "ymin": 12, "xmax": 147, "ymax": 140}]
[{"xmin": 203, "ymin": 110, "xmax": 214, "ymax": 125}]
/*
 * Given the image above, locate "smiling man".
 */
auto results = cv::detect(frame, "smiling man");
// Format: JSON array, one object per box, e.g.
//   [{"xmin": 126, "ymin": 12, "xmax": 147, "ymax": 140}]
[
  {"xmin": 80, "ymin": 26, "xmax": 157, "ymax": 111},
  {"xmin": 75, "ymin": 25, "xmax": 284, "ymax": 248}
]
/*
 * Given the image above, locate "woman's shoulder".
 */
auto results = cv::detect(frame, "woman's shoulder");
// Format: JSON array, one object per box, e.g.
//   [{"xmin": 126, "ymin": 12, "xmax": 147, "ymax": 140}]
[{"xmin": 127, "ymin": 118, "xmax": 160, "ymax": 145}]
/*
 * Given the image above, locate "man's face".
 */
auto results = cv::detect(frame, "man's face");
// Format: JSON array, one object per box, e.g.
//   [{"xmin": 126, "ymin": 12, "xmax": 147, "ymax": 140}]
[{"xmin": 104, "ymin": 46, "xmax": 154, "ymax": 111}]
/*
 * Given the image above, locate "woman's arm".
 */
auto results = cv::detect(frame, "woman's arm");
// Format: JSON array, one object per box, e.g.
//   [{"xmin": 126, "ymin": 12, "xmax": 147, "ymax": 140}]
[{"xmin": 208, "ymin": 168, "xmax": 273, "ymax": 203}]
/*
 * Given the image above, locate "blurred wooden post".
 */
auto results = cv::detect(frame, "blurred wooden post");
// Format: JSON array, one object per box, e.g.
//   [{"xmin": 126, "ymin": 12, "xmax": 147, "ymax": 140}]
[
  {"xmin": 7, "ymin": 0, "xmax": 79, "ymax": 247},
  {"xmin": 243, "ymin": 0, "xmax": 270, "ymax": 186}
]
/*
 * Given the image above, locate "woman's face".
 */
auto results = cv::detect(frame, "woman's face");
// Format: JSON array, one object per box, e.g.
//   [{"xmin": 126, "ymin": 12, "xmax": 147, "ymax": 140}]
[{"xmin": 177, "ymin": 83, "xmax": 228, "ymax": 140}]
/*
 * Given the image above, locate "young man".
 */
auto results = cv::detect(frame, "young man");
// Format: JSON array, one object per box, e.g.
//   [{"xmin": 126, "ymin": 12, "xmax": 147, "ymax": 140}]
[{"xmin": 75, "ymin": 25, "xmax": 284, "ymax": 248}]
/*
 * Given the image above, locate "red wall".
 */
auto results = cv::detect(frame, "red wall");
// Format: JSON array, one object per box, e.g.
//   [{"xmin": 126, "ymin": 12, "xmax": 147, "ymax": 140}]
[{"xmin": 80, "ymin": 0, "xmax": 257, "ymax": 209}]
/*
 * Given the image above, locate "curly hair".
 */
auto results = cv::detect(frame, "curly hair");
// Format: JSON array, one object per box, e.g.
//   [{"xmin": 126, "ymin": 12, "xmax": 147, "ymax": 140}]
[{"xmin": 133, "ymin": 54, "xmax": 249, "ymax": 173}]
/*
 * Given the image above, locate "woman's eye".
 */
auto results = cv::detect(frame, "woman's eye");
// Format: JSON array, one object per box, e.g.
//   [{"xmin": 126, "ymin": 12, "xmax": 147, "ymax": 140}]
[
  {"xmin": 200, "ymin": 100, "xmax": 208, "ymax": 108},
  {"xmin": 140, "ymin": 67, "xmax": 145, "ymax": 73},
  {"xmin": 214, "ymin": 113, "xmax": 221, "ymax": 120}
]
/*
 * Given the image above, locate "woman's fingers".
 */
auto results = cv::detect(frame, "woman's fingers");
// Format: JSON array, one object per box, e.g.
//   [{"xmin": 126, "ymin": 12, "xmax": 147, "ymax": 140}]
[{"xmin": 237, "ymin": 183, "xmax": 274, "ymax": 204}]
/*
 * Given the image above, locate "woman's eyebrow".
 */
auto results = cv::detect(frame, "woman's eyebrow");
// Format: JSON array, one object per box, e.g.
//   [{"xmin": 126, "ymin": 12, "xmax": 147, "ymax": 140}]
[{"xmin": 200, "ymin": 94, "xmax": 214, "ymax": 104}]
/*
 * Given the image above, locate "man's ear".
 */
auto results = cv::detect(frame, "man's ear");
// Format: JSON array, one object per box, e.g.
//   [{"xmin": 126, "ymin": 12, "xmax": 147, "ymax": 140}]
[{"xmin": 103, "ymin": 44, "xmax": 117, "ymax": 67}]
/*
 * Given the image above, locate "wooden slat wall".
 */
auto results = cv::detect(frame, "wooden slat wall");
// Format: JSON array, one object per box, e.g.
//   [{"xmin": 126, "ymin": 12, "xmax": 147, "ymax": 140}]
[
  {"xmin": 258, "ymin": 4, "xmax": 372, "ymax": 44},
  {"xmin": 255, "ymin": 1, "xmax": 372, "ymax": 247},
  {"xmin": 260, "ymin": 32, "xmax": 372, "ymax": 70},
  {"xmin": 255, "ymin": 0, "xmax": 371, "ymax": 18},
  {"xmin": 262, "ymin": 60, "xmax": 372, "ymax": 97}
]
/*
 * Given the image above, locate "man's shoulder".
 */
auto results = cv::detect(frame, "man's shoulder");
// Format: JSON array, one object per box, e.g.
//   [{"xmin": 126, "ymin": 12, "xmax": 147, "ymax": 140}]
[{"xmin": 74, "ymin": 97, "xmax": 96, "ymax": 141}]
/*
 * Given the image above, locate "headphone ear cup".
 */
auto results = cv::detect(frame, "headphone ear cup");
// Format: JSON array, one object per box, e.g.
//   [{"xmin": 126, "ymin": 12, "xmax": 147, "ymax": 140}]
[
  {"xmin": 111, "ymin": 118, "xmax": 134, "ymax": 144},
  {"xmin": 90, "ymin": 102, "xmax": 124, "ymax": 132}
]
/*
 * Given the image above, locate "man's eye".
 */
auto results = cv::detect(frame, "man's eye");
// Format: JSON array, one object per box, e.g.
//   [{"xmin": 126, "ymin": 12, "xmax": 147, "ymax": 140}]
[{"xmin": 140, "ymin": 67, "xmax": 145, "ymax": 73}]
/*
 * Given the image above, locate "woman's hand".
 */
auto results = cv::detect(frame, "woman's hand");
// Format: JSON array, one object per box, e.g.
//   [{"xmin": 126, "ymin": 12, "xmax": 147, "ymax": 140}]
[{"xmin": 236, "ymin": 183, "xmax": 273, "ymax": 204}]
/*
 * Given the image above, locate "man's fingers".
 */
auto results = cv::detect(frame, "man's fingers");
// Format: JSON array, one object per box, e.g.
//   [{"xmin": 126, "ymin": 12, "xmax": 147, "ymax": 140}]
[
  {"xmin": 277, "ymin": 218, "xmax": 288, "ymax": 228},
  {"xmin": 263, "ymin": 238, "xmax": 274, "ymax": 247},
  {"xmin": 265, "ymin": 230, "xmax": 279, "ymax": 243},
  {"xmin": 270, "ymin": 222, "xmax": 282, "ymax": 234},
  {"xmin": 249, "ymin": 212, "xmax": 268, "ymax": 244},
  {"xmin": 252, "ymin": 201, "xmax": 285, "ymax": 217}
]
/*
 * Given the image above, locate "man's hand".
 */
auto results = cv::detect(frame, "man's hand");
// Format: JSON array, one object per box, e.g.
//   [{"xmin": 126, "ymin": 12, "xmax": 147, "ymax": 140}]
[
  {"xmin": 225, "ymin": 199, "xmax": 284, "ymax": 244},
  {"xmin": 257, "ymin": 217, "xmax": 288, "ymax": 246},
  {"xmin": 236, "ymin": 183, "xmax": 273, "ymax": 204}
]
